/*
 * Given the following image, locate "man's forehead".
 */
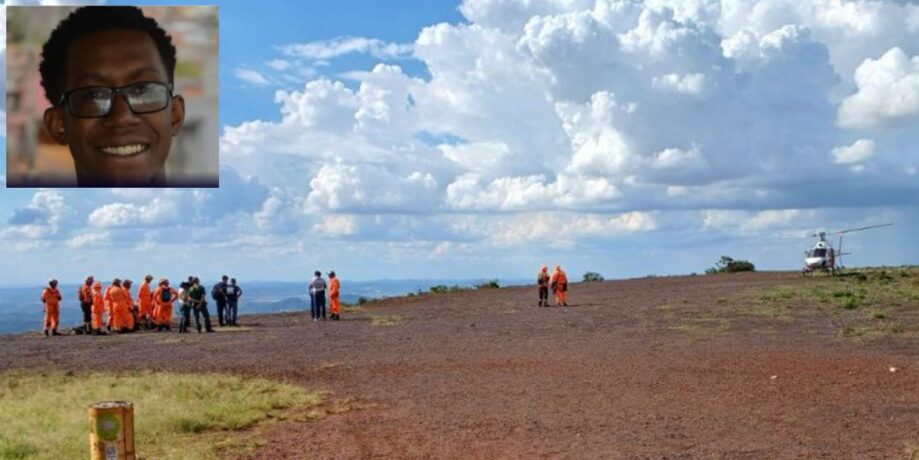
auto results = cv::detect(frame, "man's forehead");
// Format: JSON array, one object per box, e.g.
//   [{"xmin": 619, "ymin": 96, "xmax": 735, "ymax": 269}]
[{"xmin": 64, "ymin": 29, "xmax": 167, "ymax": 86}]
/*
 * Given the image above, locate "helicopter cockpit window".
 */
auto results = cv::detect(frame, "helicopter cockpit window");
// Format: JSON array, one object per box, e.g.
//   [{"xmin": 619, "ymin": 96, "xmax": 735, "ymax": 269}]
[{"xmin": 813, "ymin": 248, "xmax": 827, "ymax": 258}]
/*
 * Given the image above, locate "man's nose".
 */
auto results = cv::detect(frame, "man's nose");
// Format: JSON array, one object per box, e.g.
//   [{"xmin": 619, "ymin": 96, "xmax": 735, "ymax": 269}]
[{"xmin": 104, "ymin": 91, "xmax": 141, "ymax": 125}]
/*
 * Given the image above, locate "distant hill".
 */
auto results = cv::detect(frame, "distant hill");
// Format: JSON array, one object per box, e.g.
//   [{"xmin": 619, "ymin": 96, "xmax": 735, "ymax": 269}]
[{"xmin": 0, "ymin": 278, "xmax": 529, "ymax": 334}]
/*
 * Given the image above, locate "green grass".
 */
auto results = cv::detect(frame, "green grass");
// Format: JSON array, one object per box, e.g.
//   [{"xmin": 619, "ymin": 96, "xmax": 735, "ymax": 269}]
[
  {"xmin": 725, "ymin": 266, "xmax": 919, "ymax": 340},
  {"xmin": 0, "ymin": 370, "xmax": 323, "ymax": 460}
]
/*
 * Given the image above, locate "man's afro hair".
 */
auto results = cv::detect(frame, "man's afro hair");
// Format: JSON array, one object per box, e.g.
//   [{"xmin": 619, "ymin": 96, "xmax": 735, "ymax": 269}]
[{"xmin": 39, "ymin": 6, "xmax": 177, "ymax": 105}]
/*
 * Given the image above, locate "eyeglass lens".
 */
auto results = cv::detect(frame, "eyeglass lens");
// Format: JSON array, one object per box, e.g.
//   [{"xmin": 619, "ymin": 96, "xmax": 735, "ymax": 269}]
[{"xmin": 68, "ymin": 82, "xmax": 170, "ymax": 117}]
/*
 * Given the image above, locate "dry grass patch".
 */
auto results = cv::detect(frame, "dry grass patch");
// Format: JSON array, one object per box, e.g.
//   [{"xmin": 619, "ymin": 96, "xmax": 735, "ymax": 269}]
[
  {"xmin": 0, "ymin": 370, "xmax": 323, "ymax": 460},
  {"xmin": 370, "ymin": 315, "xmax": 403, "ymax": 326}
]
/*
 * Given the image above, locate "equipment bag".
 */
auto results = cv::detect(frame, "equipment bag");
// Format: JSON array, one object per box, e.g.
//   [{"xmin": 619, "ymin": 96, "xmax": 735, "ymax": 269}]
[{"xmin": 160, "ymin": 288, "xmax": 172, "ymax": 303}]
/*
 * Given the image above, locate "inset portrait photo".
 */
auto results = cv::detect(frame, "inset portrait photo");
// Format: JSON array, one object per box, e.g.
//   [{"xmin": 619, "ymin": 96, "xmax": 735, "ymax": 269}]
[{"xmin": 6, "ymin": 5, "xmax": 218, "ymax": 187}]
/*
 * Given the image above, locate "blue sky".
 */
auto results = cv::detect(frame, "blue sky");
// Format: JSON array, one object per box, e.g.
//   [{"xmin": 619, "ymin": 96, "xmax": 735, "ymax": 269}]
[{"xmin": 2, "ymin": 0, "xmax": 918, "ymax": 286}]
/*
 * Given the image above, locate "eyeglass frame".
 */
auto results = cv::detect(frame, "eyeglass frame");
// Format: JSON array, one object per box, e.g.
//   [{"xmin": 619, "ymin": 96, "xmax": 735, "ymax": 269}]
[{"xmin": 55, "ymin": 81, "xmax": 176, "ymax": 118}]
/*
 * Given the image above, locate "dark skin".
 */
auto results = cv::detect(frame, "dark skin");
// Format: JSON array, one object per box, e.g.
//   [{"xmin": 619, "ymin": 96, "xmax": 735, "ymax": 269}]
[{"xmin": 43, "ymin": 29, "xmax": 184, "ymax": 187}]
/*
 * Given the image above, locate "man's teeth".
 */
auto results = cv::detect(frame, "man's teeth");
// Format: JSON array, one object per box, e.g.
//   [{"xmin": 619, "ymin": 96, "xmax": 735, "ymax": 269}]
[{"xmin": 100, "ymin": 144, "xmax": 147, "ymax": 155}]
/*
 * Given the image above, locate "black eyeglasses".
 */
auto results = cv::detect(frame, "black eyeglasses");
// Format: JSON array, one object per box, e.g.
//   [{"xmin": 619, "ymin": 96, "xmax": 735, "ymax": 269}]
[{"xmin": 57, "ymin": 81, "xmax": 174, "ymax": 118}]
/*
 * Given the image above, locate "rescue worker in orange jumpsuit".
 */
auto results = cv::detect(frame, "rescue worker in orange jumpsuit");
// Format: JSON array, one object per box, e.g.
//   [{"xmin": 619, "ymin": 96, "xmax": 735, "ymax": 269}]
[
  {"xmin": 104, "ymin": 278, "xmax": 121, "ymax": 331},
  {"xmin": 78, "ymin": 276, "xmax": 94, "ymax": 333},
  {"xmin": 549, "ymin": 265, "xmax": 568, "ymax": 306},
  {"xmin": 102, "ymin": 278, "xmax": 124, "ymax": 332},
  {"xmin": 41, "ymin": 279, "xmax": 63, "ymax": 336},
  {"xmin": 91, "ymin": 281, "xmax": 106, "ymax": 335},
  {"xmin": 137, "ymin": 275, "xmax": 154, "ymax": 329},
  {"xmin": 122, "ymin": 279, "xmax": 137, "ymax": 331},
  {"xmin": 329, "ymin": 271, "xmax": 341, "ymax": 321},
  {"xmin": 106, "ymin": 279, "xmax": 131, "ymax": 332},
  {"xmin": 152, "ymin": 279, "xmax": 177, "ymax": 331}
]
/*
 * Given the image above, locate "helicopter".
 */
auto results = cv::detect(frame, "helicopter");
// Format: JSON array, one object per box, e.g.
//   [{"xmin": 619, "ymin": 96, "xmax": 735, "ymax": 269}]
[{"xmin": 802, "ymin": 223, "xmax": 892, "ymax": 275}]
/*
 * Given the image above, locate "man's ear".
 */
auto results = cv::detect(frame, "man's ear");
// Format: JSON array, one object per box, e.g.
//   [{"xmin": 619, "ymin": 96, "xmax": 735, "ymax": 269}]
[
  {"xmin": 43, "ymin": 107, "xmax": 68, "ymax": 145},
  {"xmin": 170, "ymin": 95, "xmax": 185, "ymax": 136}
]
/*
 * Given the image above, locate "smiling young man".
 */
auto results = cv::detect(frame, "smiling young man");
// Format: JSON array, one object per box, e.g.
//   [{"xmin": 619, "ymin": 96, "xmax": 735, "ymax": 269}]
[{"xmin": 40, "ymin": 6, "xmax": 185, "ymax": 187}]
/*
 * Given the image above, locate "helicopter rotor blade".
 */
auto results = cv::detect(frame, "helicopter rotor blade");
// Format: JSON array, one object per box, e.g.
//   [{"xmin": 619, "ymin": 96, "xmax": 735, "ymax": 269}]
[{"xmin": 833, "ymin": 223, "xmax": 892, "ymax": 235}]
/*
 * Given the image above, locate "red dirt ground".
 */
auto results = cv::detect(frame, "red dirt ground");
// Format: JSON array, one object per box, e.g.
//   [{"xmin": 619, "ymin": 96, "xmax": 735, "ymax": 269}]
[{"xmin": 2, "ymin": 271, "xmax": 918, "ymax": 459}]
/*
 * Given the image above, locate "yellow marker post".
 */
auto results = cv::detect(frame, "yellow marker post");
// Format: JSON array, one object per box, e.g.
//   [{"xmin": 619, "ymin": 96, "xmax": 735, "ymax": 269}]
[{"xmin": 88, "ymin": 401, "xmax": 135, "ymax": 460}]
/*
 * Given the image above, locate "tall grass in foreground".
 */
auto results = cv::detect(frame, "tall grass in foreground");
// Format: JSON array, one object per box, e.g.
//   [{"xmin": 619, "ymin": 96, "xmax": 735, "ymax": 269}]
[{"xmin": 0, "ymin": 371, "xmax": 323, "ymax": 460}]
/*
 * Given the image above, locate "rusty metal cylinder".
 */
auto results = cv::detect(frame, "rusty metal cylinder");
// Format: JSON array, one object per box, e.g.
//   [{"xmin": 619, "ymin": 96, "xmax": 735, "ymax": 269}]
[{"xmin": 88, "ymin": 401, "xmax": 135, "ymax": 460}]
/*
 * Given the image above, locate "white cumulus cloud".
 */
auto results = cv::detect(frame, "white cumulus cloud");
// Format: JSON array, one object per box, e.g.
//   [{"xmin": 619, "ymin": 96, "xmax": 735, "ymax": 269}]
[
  {"xmin": 838, "ymin": 47, "xmax": 919, "ymax": 129},
  {"xmin": 832, "ymin": 139, "xmax": 875, "ymax": 164}
]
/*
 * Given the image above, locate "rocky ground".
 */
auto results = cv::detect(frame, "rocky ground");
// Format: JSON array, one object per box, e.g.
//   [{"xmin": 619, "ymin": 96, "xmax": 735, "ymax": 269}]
[{"xmin": 2, "ymin": 271, "xmax": 918, "ymax": 459}]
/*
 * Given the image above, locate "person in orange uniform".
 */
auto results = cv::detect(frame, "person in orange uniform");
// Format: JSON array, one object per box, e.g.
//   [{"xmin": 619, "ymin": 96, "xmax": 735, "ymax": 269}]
[
  {"xmin": 329, "ymin": 271, "xmax": 341, "ymax": 321},
  {"xmin": 537, "ymin": 265, "xmax": 550, "ymax": 307},
  {"xmin": 41, "ymin": 279, "xmax": 63, "ymax": 336},
  {"xmin": 106, "ymin": 279, "xmax": 131, "ymax": 332},
  {"xmin": 104, "ymin": 279, "xmax": 122, "ymax": 331},
  {"xmin": 549, "ymin": 265, "xmax": 568, "ymax": 306},
  {"xmin": 91, "ymin": 281, "xmax": 106, "ymax": 335},
  {"xmin": 152, "ymin": 279, "xmax": 177, "ymax": 331},
  {"xmin": 137, "ymin": 275, "xmax": 154, "ymax": 329},
  {"xmin": 122, "ymin": 279, "xmax": 136, "ymax": 331},
  {"xmin": 103, "ymin": 278, "xmax": 120, "ymax": 331}
]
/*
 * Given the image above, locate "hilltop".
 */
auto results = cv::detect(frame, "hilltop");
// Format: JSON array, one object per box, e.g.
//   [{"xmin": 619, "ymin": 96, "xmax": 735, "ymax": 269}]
[{"xmin": 1, "ymin": 269, "xmax": 918, "ymax": 458}]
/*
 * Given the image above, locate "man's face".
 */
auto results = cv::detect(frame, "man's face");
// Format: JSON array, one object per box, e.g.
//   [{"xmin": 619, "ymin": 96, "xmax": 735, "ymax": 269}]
[{"xmin": 44, "ymin": 28, "xmax": 184, "ymax": 187}]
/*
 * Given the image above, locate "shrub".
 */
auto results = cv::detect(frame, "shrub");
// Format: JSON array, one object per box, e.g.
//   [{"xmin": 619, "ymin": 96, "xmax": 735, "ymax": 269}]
[
  {"xmin": 429, "ymin": 285, "xmax": 449, "ymax": 294},
  {"xmin": 706, "ymin": 256, "xmax": 755, "ymax": 274},
  {"xmin": 582, "ymin": 272, "xmax": 604, "ymax": 282},
  {"xmin": 476, "ymin": 279, "xmax": 500, "ymax": 289},
  {"xmin": 357, "ymin": 296, "xmax": 368, "ymax": 305}
]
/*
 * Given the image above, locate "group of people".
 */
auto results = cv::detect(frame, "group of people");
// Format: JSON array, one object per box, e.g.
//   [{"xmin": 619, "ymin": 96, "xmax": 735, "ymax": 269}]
[
  {"xmin": 537, "ymin": 265, "xmax": 569, "ymax": 307},
  {"xmin": 40, "ymin": 265, "xmax": 574, "ymax": 334},
  {"xmin": 40, "ymin": 275, "xmax": 243, "ymax": 336},
  {"xmin": 308, "ymin": 271, "xmax": 341, "ymax": 321}
]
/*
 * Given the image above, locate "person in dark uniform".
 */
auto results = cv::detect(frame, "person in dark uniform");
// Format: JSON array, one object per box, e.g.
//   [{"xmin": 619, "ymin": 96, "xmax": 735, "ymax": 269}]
[
  {"xmin": 78, "ymin": 276, "xmax": 94, "ymax": 333},
  {"xmin": 188, "ymin": 277, "xmax": 214, "ymax": 333},
  {"xmin": 309, "ymin": 271, "xmax": 327, "ymax": 321},
  {"xmin": 224, "ymin": 278, "xmax": 242, "ymax": 327},
  {"xmin": 537, "ymin": 265, "xmax": 550, "ymax": 307},
  {"xmin": 211, "ymin": 275, "xmax": 228, "ymax": 326}
]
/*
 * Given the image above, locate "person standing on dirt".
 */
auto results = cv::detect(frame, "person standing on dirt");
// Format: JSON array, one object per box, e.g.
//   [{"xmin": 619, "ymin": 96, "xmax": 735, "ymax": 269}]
[
  {"xmin": 537, "ymin": 265, "xmax": 550, "ymax": 307},
  {"xmin": 309, "ymin": 271, "xmax": 327, "ymax": 321},
  {"xmin": 104, "ymin": 279, "xmax": 124, "ymax": 332},
  {"xmin": 225, "ymin": 278, "xmax": 242, "ymax": 327},
  {"xmin": 107, "ymin": 279, "xmax": 132, "ymax": 333},
  {"xmin": 550, "ymin": 265, "xmax": 569, "ymax": 306},
  {"xmin": 137, "ymin": 275, "xmax": 155, "ymax": 329},
  {"xmin": 90, "ymin": 281, "xmax": 106, "ymax": 335},
  {"xmin": 328, "ymin": 271, "xmax": 341, "ymax": 321},
  {"xmin": 177, "ymin": 281, "xmax": 192, "ymax": 333},
  {"xmin": 211, "ymin": 275, "xmax": 229, "ymax": 327},
  {"xmin": 41, "ymin": 279, "xmax": 63, "ymax": 336},
  {"xmin": 188, "ymin": 277, "xmax": 214, "ymax": 333},
  {"xmin": 78, "ymin": 276, "xmax": 94, "ymax": 333},
  {"xmin": 121, "ymin": 279, "xmax": 136, "ymax": 332},
  {"xmin": 152, "ymin": 279, "xmax": 177, "ymax": 331}
]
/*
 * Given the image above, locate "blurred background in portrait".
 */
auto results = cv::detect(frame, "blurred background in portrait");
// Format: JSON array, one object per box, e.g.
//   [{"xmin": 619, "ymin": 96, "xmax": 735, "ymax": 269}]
[{"xmin": 5, "ymin": 5, "xmax": 218, "ymax": 187}]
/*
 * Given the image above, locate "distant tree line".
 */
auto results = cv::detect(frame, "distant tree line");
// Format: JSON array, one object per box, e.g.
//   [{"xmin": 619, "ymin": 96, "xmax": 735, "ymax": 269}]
[{"xmin": 706, "ymin": 256, "xmax": 755, "ymax": 274}]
